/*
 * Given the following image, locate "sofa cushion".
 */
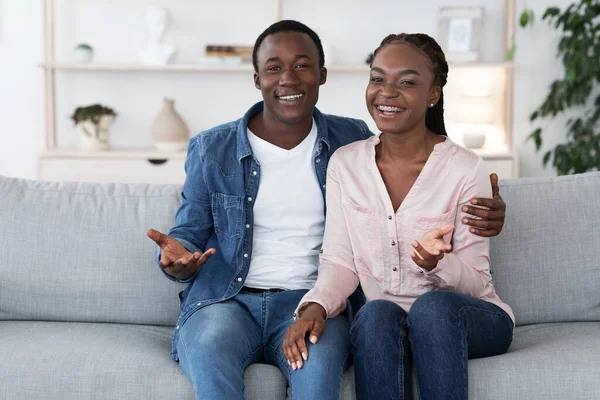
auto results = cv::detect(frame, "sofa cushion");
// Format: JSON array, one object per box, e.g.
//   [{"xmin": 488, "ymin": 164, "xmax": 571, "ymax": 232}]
[
  {"xmin": 491, "ymin": 172, "xmax": 600, "ymax": 325},
  {"xmin": 2, "ymin": 321, "xmax": 597, "ymax": 400},
  {"xmin": 470, "ymin": 322, "xmax": 600, "ymax": 399},
  {"xmin": 0, "ymin": 176, "xmax": 185, "ymax": 325}
]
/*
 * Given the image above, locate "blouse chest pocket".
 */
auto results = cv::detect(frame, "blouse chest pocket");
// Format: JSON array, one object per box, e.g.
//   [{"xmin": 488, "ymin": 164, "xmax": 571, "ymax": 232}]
[
  {"xmin": 341, "ymin": 196, "xmax": 384, "ymax": 282},
  {"xmin": 211, "ymin": 192, "xmax": 244, "ymax": 240},
  {"xmin": 403, "ymin": 210, "xmax": 456, "ymax": 259}
]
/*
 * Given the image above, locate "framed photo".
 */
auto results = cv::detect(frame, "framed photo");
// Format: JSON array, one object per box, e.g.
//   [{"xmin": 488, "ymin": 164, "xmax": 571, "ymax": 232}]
[{"xmin": 437, "ymin": 7, "xmax": 484, "ymax": 63}]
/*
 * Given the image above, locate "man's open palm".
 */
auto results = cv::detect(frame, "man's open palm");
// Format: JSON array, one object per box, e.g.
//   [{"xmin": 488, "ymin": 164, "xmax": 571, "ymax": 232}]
[{"xmin": 147, "ymin": 228, "xmax": 215, "ymax": 280}]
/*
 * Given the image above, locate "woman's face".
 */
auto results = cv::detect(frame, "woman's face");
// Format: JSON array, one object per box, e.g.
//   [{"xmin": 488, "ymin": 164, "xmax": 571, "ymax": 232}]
[{"xmin": 366, "ymin": 43, "xmax": 440, "ymax": 135}]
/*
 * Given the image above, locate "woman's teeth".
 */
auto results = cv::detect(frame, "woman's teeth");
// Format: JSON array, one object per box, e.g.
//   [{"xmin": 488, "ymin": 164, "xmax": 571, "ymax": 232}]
[
  {"xmin": 377, "ymin": 105, "xmax": 403, "ymax": 113},
  {"xmin": 278, "ymin": 94, "xmax": 304, "ymax": 101}
]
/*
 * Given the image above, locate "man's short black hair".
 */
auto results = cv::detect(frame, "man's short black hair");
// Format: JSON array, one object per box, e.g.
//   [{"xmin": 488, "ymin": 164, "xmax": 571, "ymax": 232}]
[{"xmin": 252, "ymin": 20, "xmax": 325, "ymax": 72}]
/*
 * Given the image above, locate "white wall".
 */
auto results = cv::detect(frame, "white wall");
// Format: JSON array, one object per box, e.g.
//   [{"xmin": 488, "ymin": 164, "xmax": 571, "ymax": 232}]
[{"xmin": 0, "ymin": 0, "xmax": 577, "ymax": 179}]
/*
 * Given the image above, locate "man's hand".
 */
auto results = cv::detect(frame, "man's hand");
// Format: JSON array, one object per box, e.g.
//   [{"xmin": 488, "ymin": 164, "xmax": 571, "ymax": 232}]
[
  {"xmin": 147, "ymin": 228, "xmax": 215, "ymax": 281},
  {"xmin": 282, "ymin": 303, "xmax": 326, "ymax": 371},
  {"xmin": 410, "ymin": 224, "xmax": 454, "ymax": 271},
  {"xmin": 462, "ymin": 173, "xmax": 506, "ymax": 237}
]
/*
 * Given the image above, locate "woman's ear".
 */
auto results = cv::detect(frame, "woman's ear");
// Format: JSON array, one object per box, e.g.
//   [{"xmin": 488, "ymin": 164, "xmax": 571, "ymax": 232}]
[{"xmin": 429, "ymin": 86, "xmax": 441, "ymax": 107}]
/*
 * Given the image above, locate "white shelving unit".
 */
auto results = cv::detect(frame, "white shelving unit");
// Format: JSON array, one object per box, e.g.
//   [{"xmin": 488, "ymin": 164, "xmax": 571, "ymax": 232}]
[{"xmin": 39, "ymin": 0, "xmax": 518, "ymax": 183}]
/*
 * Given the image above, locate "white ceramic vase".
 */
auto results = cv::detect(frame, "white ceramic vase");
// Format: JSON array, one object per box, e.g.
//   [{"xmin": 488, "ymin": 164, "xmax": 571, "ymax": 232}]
[
  {"xmin": 78, "ymin": 115, "xmax": 115, "ymax": 151},
  {"xmin": 151, "ymin": 98, "xmax": 189, "ymax": 151},
  {"xmin": 462, "ymin": 132, "xmax": 486, "ymax": 149}
]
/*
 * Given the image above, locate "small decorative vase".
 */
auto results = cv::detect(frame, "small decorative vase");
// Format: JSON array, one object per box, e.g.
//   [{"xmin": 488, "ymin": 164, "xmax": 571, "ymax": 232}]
[
  {"xmin": 74, "ymin": 43, "xmax": 94, "ymax": 64},
  {"xmin": 151, "ymin": 98, "xmax": 190, "ymax": 151},
  {"xmin": 78, "ymin": 115, "xmax": 115, "ymax": 151},
  {"xmin": 462, "ymin": 132, "xmax": 486, "ymax": 149}
]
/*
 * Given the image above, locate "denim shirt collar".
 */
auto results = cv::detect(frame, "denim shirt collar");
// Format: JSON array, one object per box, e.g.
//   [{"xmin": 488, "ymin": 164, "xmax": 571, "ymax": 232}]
[{"xmin": 235, "ymin": 101, "xmax": 331, "ymax": 162}]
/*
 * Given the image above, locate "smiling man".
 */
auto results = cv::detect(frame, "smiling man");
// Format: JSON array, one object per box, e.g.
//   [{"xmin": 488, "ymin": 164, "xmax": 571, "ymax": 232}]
[{"xmin": 146, "ymin": 20, "xmax": 507, "ymax": 400}]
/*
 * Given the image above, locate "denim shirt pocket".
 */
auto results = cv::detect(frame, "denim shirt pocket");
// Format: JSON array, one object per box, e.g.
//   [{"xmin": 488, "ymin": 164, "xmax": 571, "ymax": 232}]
[{"xmin": 211, "ymin": 192, "xmax": 244, "ymax": 240}]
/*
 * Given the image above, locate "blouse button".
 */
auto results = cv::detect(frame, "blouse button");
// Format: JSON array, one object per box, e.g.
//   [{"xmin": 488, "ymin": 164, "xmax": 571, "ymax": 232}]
[
  {"xmin": 391, "ymin": 240, "xmax": 396, "ymax": 246},
  {"xmin": 388, "ymin": 216, "xmax": 392, "ymax": 220},
  {"xmin": 393, "ymin": 267, "xmax": 398, "ymax": 271}
]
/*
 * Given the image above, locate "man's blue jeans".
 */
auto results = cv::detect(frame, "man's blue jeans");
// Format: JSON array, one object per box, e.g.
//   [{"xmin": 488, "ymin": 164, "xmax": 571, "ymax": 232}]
[
  {"xmin": 177, "ymin": 289, "xmax": 350, "ymax": 400},
  {"xmin": 350, "ymin": 290, "xmax": 514, "ymax": 400}
]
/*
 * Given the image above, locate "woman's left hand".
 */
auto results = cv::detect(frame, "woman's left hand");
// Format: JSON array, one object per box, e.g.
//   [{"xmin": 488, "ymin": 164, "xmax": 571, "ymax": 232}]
[{"xmin": 411, "ymin": 224, "xmax": 454, "ymax": 271}]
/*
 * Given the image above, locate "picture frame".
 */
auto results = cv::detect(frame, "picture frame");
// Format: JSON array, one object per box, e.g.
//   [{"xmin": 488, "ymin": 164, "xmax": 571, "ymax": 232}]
[{"xmin": 437, "ymin": 6, "xmax": 485, "ymax": 63}]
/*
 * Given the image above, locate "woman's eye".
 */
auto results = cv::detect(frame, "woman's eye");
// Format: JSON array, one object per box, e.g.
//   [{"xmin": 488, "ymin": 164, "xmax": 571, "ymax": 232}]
[{"xmin": 370, "ymin": 77, "xmax": 383, "ymax": 83}]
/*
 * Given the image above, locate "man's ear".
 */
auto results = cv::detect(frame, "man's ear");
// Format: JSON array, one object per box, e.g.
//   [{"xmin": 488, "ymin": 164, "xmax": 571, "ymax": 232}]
[
  {"xmin": 254, "ymin": 72, "xmax": 261, "ymax": 90},
  {"xmin": 319, "ymin": 67, "xmax": 327, "ymax": 86}
]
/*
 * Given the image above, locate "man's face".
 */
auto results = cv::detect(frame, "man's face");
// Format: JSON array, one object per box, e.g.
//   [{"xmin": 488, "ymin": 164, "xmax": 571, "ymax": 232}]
[{"xmin": 254, "ymin": 31, "xmax": 327, "ymax": 125}]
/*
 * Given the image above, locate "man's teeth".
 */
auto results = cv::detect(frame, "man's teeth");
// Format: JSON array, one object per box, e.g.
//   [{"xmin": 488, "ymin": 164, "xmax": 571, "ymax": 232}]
[
  {"xmin": 377, "ymin": 105, "xmax": 403, "ymax": 113},
  {"xmin": 278, "ymin": 94, "xmax": 304, "ymax": 101}
]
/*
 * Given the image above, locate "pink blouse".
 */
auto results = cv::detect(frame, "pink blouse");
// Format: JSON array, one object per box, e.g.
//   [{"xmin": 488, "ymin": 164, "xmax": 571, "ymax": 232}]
[{"xmin": 298, "ymin": 136, "xmax": 515, "ymax": 323}]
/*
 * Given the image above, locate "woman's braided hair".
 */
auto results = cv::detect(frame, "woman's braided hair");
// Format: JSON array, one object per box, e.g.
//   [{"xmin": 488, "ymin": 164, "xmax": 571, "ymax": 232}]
[{"xmin": 371, "ymin": 33, "xmax": 449, "ymax": 136}]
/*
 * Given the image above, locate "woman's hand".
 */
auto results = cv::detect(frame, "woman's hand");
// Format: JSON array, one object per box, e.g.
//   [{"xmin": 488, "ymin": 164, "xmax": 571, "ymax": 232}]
[
  {"xmin": 410, "ymin": 224, "xmax": 454, "ymax": 271},
  {"xmin": 282, "ymin": 303, "xmax": 327, "ymax": 371}
]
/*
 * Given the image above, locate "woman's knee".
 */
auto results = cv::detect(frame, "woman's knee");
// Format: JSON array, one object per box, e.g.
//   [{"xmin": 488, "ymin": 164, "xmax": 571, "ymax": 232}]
[{"xmin": 351, "ymin": 300, "xmax": 407, "ymax": 338}]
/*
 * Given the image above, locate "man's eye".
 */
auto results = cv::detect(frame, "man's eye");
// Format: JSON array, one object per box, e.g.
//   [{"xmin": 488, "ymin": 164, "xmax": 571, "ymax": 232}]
[
  {"xmin": 400, "ymin": 80, "xmax": 415, "ymax": 85},
  {"xmin": 267, "ymin": 66, "xmax": 281, "ymax": 72},
  {"xmin": 296, "ymin": 64, "xmax": 309, "ymax": 69}
]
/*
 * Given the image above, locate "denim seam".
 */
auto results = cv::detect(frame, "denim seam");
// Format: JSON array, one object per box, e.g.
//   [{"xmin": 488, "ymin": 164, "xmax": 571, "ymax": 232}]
[
  {"xmin": 177, "ymin": 330, "xmax": 197, "ymax": 389},
  {"xmin": 398, "ymin": 326, "xmax": 405, "ymax": 400},
  {"xmin": 457, "ymin": 307, "xmax": 468, "ymax": 400},
  {"xmin": 269, "ymin": 342, "xmax": 292, "ymax": 375},
  {"xmin": 241, "ymin": 345, "xmax": 265, "ymax": 370}
]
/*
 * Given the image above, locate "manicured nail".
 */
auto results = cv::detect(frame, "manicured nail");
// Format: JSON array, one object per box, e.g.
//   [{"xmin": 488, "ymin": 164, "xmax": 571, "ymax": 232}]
[
  {"xmin": 310, "ymin": 335, "xmax": 318, "ymax": 344},
  {"xmin": 462, "ymin": 218, "xmax": 468, "ymax": 224},
  {"xmin": 462, "ymin": 206, "xmax": 468, "ymax": 212},
  {"xmin": 411, "ymin": 241, "xmax": 418, "ymax": 247},
  {"xmin": 471, "ymin": 199, "xmax": 478, "ymax": 204},
  {"xmin": 302, "ymin": 352, "xmax": 307, "ymax": 361},
  {"xmin": 470, "ymin": 228, "xmax": 475, "ymax": 233},
  {"xmin": 291, "ymin": 362, "xmax": 296, "ymax": 370},
  {"xmin": 287, "ymin": 359, "xmax": 291, "ymax": 366}
]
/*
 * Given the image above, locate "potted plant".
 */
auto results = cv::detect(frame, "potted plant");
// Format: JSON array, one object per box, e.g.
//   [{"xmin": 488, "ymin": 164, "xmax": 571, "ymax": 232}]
[
  {"xmin": 520, "ymin": 1, "xmax": 600, "ymax": 175},
  {"xmin": 71, "ymin": 104, "xmax": 117, "ymax": 151}
]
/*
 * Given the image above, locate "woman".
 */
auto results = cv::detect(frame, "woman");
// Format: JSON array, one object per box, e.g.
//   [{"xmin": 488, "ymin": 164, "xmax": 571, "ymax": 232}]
[{"xmin": 282, "ymin": 33, "xmax": 515, "ymax": 400}]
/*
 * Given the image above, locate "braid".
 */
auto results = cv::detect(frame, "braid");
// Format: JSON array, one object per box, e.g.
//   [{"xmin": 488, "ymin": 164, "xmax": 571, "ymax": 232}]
[{"xmin": 371, "ymin": 33, "xmax": 449, "ymax": 136}]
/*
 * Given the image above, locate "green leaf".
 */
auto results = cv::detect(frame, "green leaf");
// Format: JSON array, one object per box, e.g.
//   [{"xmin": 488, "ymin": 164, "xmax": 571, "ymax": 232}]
[
  {"xmin": 520, "ymin": 10, "xmax": 531, "ymax": 27},
  {"xmin": 530, "ymin": 111, "xmax": 539, "ymax": 122},
  {"xmin": 527, "ymin": 128, "xmax": 543, "ymax": 150},
  {"xmin": 567, "ymin": 67, "xmax": 577, "ymax": 83},
  {"xmin": 506, "ymin": 44, "xmax": 516, "ymax": 61},
  {"xmin": 543, "ymin": 151, "xmax": 552, "ymax": 166},
  {"xmin": 542, "ymin": 7, "xmax": 561, "ymax": 20}
]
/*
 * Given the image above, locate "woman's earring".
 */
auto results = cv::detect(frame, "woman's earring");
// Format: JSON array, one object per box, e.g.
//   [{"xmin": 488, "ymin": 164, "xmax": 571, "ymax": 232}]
[{"xmin": 430, "ymin": 103, "xmax": 434, "ymax": 107}]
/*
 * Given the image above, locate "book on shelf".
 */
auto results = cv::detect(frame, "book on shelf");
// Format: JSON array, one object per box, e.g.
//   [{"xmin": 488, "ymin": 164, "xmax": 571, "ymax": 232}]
[{"xmin": 205, "ymin": 45, "xmax": 253, "ymax": 61}]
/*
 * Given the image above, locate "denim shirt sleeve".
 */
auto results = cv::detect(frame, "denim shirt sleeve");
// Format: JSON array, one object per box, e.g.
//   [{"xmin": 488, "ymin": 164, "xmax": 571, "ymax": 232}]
[{"xmin": 157, "ymin": 135, "xmax": 214, "ymax": 283}]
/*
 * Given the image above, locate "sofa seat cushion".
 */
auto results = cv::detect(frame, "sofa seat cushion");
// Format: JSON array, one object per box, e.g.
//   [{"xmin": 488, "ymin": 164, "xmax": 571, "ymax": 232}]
[
  {"xmin": 470, "ymin": 322, "xmax": 600, "ymax": 399},
  {"xmin": 0, "ymin": 321, "xmax": 288, "ymax": 400}
]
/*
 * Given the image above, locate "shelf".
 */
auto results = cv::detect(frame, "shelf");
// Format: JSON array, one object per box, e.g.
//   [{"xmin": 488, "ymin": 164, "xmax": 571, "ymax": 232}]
[
  {"xmin": 40, "ymin": 148, "xmax": 187, "ymax": 160},
  {"xmin": 39, "ymin": 61, "xmax": 513, "ymax": 73}
]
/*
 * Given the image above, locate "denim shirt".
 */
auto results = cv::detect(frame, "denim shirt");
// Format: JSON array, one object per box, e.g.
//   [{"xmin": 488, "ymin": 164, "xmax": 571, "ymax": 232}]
[{"xmin": 158, "ymin": 101, "xmax": 371, "ymax": 360}]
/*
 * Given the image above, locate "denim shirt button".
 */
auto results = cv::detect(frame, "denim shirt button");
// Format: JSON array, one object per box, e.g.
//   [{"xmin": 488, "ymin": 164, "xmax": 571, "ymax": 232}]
[
  {"xmin": 244, "ymin": 253, "xmax": 249, "ymax": 258},
  {"xmin": 197, "ymin": 302, "xmax": 202, "ymax": 306},
  {"xmin": 246, "ymin": 224, "xmax": 250, "ymax": 229},
  {"xmin": 247, "ymin": 197, "xmax": 252, "ymax": 202},
  {"xmin": 316, "ymin": 158, "xmax": 321, "ymax": 163},
  {"xmin": 253, "ymin": 171, "xmax": 257, "ymax": 176},
  {"xmin": 176, "ymin": 325, "xmax": 180, "ymax": 330},
  {"xmin": 237, "ymin": 277, "xmax": 242, "ymax": 282}
]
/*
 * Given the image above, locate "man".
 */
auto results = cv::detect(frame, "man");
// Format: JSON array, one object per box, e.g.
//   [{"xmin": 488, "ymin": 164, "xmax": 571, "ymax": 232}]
[{"xmin": 147, "ymin": 20, "xmax": 506, "ymax": 400}]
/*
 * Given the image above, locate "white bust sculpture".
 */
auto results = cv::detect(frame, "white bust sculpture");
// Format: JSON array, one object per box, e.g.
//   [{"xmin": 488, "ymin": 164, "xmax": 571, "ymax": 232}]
[{"xmin": 137, "ymin": 6, "xmax": 176, "ymax": 65}]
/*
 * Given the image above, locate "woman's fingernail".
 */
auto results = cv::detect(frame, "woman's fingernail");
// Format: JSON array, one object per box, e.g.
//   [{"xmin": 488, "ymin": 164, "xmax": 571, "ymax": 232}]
[
  {"xmin": 287, "ymin": 359, "xmax": 291, "ymax": 366},
  {"xmin": 471, "ymin": 199, "xmax": 478, "ymax": 204},
  {"xmin": 462, "ymin": 218, "xmax": 468, "ymax": 224},
  {"xmin": 302, "ymin": 352, "xmax": 307, "ymax": 360},
  {"xmin": 462, "ymin": 206, "xmax": 468, "ymax": 212},
  {"xmin": 411, "ymin": 241, "xmax": 418, "ymax": 247},
  {"xmin": 292, "ymin": 362, "xmax": 297, "ymax": 370},
  {"xmin": 310, "ymin": 335, "xmax": 318, "ymax": 344}
]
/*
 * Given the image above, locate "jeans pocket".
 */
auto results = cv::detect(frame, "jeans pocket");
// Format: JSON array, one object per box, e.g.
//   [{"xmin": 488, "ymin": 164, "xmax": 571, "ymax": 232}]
[{"xmin": 211, "ymin": 192, "xmax": 243, "ymax": 240}]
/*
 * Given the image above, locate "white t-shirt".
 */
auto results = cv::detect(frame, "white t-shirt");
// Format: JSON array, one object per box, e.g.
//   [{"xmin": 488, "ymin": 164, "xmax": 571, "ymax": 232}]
[{"xmin": 244, "ymin": 121, "xmax": 324, "ymax": 290}]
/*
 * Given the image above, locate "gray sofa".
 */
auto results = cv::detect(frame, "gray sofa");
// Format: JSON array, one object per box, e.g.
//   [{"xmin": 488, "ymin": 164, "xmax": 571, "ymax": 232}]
[{"xmin": 1, "ymin": 172, "xmax": 599, "ymax": 400}]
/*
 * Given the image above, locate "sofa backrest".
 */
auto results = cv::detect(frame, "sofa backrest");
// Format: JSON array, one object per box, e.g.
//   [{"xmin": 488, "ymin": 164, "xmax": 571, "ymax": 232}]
[
  {"xmin": 490, "ymin": 171, "xmax": 600, "ymax": 326},
  {"xmin": 0, "ymin": 176, "xmax": 185, "ymax": 326}
]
